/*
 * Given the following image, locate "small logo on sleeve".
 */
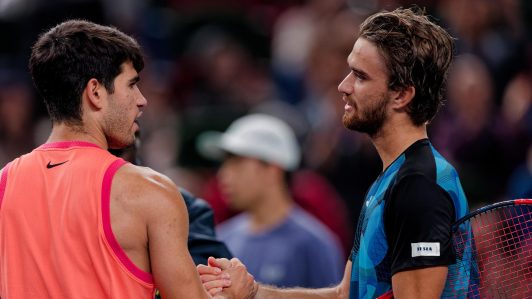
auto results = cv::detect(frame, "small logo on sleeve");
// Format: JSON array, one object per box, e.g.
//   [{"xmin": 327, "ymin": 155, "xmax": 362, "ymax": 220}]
[{"xmin": 411, "ymin": 242, "xmax": 440, "ymax": 257}]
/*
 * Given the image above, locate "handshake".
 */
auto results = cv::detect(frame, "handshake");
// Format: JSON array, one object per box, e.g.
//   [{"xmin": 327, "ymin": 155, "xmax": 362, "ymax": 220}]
[{"xmin": 198, "ymin": 257, "xmax": 259, "ymax": 299}]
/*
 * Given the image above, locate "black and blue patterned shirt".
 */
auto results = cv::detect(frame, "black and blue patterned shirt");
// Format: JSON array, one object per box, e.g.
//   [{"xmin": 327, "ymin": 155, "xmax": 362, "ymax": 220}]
[{"xmin": 349, "ymin": 139, "xmax": 471, "ymax": 298}]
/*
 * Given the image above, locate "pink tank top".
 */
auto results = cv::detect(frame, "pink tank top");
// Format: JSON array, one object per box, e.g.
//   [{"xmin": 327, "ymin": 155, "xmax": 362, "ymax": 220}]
[{"xmin": 0, "ymin": 141, "xmax": 155, "ymax": 298}]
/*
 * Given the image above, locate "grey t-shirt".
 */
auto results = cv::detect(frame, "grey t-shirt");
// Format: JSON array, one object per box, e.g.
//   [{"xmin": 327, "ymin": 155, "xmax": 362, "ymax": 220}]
[{"xmin": 217, "ymin": 206, "xmax": 344, "ymax": 288}]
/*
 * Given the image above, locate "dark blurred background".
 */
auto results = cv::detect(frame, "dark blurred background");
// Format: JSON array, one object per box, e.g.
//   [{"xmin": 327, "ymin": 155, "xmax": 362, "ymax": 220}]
[{"xmin": 0, "ymin": 0, "xmax": 530, "ymax": 243}]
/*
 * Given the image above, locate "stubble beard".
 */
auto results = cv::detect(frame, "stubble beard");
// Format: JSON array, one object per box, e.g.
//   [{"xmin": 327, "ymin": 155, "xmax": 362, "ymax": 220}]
[
  {"xmin": 105, "ymin": 110, "xmax": 137, "ymax": 150},
  {"xmin": 108, "ymin": 129, "xmax": 136, "ymax": 150},
  {"xmin": 342, "ymin": 94, "xmax": 389, "ymax": 138}
]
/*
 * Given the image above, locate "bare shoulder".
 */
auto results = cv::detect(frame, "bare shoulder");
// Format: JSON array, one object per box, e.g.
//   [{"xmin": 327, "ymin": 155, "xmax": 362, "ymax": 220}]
[
  {"xmin": 111, "ymin": 163, "xmax": 187, "ymax": 221},
  {"xmin": 107, "ymin": 164, "xmax": 188, "ymax": 273},
  {"xmin": 115, "ymin": 163, "xmax": 178, "ymax": 192}
]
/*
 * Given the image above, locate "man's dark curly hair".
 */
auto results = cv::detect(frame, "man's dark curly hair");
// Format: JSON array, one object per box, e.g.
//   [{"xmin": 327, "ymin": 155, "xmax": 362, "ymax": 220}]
[
  {"xmin": 29, "ymin": 20, "xmax": 144, "ymax": 125},
  {"xmin": 359, "ymin": 8, "xmax": 454, "ymax": 125}
]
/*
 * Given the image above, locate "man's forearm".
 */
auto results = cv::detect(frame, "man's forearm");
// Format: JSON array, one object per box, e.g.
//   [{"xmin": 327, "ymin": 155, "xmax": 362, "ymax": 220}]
[
  {"xmin": 255, "ymin": 284, "xmax": 340, "ymax": 299},
  {"xmin": 254, "ymin": 260, "xmax": 352, "ymax": 299}
]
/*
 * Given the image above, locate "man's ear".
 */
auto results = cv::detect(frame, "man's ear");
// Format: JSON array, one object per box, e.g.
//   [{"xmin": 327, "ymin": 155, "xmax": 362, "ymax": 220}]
[
  {"xmin": 391, "ymin": 86, "xmax": 415, "ymax": 110},
  {"xmin": 85, "ymin": 78, "xmax": 106, "ymax": 109}
]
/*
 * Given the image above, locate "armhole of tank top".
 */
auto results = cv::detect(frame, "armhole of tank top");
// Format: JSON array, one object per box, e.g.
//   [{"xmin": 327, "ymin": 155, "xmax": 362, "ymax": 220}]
[
  {"xmin": 101, "ymin": 158, "xmax": 154, "ymax": 285},
  {"xmin": 0, "ymin": 162, "xmax": 12, "ymax": 210}
]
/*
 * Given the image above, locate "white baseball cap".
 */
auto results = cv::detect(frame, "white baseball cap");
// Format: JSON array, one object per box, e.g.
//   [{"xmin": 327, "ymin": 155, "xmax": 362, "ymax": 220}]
[{"xmin": 197, "ymin": 114, "xmax": 301, "ymax": 171}]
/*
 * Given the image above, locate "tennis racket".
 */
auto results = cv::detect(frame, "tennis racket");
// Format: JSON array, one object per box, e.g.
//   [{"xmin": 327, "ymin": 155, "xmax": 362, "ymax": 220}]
[{"xmin": 446, "ymin": 198, "xmax": 532, "ymax": 298}]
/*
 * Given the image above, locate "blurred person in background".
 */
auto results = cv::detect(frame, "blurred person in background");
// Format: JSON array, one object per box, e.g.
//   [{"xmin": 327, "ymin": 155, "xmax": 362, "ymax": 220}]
[
  {"xmin": 0, "ymin": 19, "xmax": 254, "ymax": 298},
  {"xmin": 501, "ymin": 68, "xmax": 532, "ymax": 200},
  {"xmin": 0, "ymin": 78, "xmax": 36, "ymax": 166},
  {"xmin": 431, "ymin": 54, "xmax": 507, "ymax": 207},
  {"xmin": 199, "ymin": 7, "xmax": 471, "ymax": 299},
  {"xmin": 199, "ymin": 113, "xmax": 344, "ymax": 289},
  {"xmin": 249, "ymin": 101, "xmax": 354, "ymax": 255},
  {"xmin": 199, "ymin": 100, "xmax": 354, "ymax": 255}
]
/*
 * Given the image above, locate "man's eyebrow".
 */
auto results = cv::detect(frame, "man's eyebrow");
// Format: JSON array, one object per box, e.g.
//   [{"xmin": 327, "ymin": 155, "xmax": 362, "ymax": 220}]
[
  {"xmin": 128, "ymin": 75, "xmax": 140, "ymax": 85},
  {"xmin": 347, "ymin": 53, "xmax": 369, "ymax": 76},
  {"xmin": 351, "ymin": 66, "xmax": 370, "ymax": 79}
]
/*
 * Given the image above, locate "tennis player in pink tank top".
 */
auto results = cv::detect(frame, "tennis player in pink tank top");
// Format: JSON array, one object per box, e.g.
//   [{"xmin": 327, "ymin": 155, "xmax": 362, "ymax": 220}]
[{"xmin": 0, "ymin": 20, "xmax": 255, "ymax": 299}]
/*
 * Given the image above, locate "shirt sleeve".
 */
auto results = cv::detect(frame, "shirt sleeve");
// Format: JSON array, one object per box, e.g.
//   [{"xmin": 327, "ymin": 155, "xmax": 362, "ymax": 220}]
[{"xmin": 384, "ymin": 174, "xmax": 456, "ymax": 275}]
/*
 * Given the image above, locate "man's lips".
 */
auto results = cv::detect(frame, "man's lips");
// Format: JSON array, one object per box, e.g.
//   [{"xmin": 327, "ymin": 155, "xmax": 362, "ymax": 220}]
[
  {"xmin": 345, "ymin": 103, "xmax": 354, "ymax": 111},
  {"xmin": 134, "ymin": 111, "xmax": 143, "ymax": 124},
  {"xmin": 343, "ymin": 96, "xmax": 355, "ymax": 111}
]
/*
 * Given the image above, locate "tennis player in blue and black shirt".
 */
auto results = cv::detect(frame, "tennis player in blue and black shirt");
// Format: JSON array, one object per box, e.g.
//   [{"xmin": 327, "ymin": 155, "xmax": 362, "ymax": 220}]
[{"xmin": 198, "ymin": 7, "xmax": 471, "ymax": 299}]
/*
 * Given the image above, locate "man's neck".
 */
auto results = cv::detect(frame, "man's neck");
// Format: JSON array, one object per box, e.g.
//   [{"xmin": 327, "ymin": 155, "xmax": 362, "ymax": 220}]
[
  {"xmin": 47, "ymin": 122, "xmax": 108, "ymax": 149},
  {"xmin": 371, "ymin": 118, "xmax": 428, "ymax": 171},
  {"xmin": 248, "ymin": 185, "xmax": 293, "ymax": 233}
]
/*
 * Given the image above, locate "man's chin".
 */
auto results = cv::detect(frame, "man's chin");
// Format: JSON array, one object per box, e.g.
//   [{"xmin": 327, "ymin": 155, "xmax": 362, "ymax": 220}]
[
  {"xmin": 342, "ymin": 114, "xmax": 359, "ymax": 131},
  {"xmin": 108, "ymin": 138, "xmax": 135, "ymax": 150},
  {"xmin": 343, "ymin": 117, "xmax": 380, "ymax": 136}
]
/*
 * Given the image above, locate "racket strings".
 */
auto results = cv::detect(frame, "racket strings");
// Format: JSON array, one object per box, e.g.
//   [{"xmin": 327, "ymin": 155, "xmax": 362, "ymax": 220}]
[{"xmin": 448, "ymin": 204, "xmax": 532, "ymax": 298}]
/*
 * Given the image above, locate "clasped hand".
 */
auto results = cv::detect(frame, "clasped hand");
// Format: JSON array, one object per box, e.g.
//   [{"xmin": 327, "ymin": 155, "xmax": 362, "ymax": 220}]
[{"xmin": 197, "ymin": 257, "xmax": 258, "ymax": 299}]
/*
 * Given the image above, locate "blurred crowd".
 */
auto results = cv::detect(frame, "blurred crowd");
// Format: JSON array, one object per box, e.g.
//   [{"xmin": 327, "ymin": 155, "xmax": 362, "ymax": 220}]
[{"xmin": 0, "ymin": 0, "xmax": 531, "ymax": 256}]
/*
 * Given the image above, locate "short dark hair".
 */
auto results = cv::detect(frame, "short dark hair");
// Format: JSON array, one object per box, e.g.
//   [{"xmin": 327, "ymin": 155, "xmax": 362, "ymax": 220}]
[
  {"xmin": 29, "ymin": 20, "xmax": 144, "ymax": 125},
  {"xmin": 359, "ymin": 8, "xmax": 454, "ymax": 125}
]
